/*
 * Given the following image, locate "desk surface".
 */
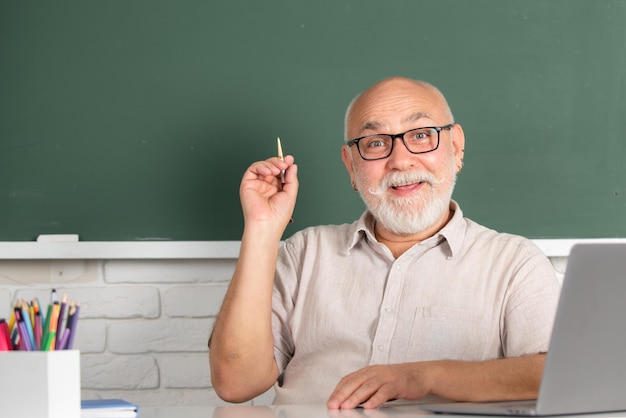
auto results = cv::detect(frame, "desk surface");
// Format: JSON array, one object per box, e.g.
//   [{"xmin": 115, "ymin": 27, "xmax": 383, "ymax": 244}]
[{"xmin": 138, "ymin": 404, "xmax": 626, "ymax": 418}]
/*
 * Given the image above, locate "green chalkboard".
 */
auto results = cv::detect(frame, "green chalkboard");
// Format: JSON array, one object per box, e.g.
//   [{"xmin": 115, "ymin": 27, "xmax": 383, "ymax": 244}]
[{"xmin": 1, "ymin": 1, "xmax": 625, "ymax": 241}]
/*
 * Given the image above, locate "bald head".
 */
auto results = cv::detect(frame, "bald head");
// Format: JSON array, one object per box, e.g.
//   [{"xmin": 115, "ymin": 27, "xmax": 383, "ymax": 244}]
[{"xmin": 344, "ymin": 77, "xmax": 454, "ymax": 141}]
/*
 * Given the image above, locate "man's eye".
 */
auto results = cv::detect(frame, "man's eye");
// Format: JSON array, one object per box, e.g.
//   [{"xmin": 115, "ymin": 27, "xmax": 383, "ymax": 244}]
[
  {"xmin": 367, "ymin": 140, "xmax": 386, "ymax": 148},
  {"xmin": 409, "ymin": 131, "xmax": 429, "ymax": 141},
  {"xmin": 364, "ymin": 137, "xmax": 388, "ymax": 149}
]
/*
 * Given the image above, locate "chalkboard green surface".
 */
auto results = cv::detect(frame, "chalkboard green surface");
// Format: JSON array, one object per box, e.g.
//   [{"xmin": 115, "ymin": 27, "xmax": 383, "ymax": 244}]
[{"xmin": 1, "ymin": 1, "xmax": 625, "ymax": 241}]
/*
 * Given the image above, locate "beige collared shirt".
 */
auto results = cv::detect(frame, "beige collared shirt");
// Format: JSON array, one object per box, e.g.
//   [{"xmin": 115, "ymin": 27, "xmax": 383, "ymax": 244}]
[{"xmin": 271, "ymin": 202, "xmax": 561, "ymax": 404}]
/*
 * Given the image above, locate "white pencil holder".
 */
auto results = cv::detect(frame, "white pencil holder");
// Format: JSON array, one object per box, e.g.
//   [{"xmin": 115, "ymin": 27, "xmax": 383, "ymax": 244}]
[{"xmin": 0, "ymin": 350, "xmax": 80, "ymax": 418}]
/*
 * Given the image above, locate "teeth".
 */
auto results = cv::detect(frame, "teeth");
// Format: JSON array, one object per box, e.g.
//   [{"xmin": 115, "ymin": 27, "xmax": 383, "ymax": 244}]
[{"xmin": 391, "ymin": 181, "xmax": 424, "ymax": 189}]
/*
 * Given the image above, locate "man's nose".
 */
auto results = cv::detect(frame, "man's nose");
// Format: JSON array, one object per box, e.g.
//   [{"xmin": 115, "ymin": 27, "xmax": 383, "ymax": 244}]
[{"xmin": 387, "ymin": 136, "xmax": 419, "ymax": 169}]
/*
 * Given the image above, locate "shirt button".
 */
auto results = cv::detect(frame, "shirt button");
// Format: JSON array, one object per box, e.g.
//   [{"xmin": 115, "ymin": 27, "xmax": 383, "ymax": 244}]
[
  {"xmin": 385, "ymin": 307, "xmax": 394, "ymax": 314},
  {"xmin": 377, "ymin": 344, "xmax": 385, "ymax": 351}
]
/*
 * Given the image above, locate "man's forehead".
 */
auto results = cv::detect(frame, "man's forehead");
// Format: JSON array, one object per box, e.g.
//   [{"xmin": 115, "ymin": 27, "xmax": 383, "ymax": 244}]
[{"xmin": 358, "ymin": 111, "xmax": 434, "ymax": 131}]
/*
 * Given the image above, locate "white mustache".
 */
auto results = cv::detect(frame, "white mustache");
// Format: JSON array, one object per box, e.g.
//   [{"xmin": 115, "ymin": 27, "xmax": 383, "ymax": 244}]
[{"xmin": 367, "ymin": 171, "xmax": 441, "ymax": 196}]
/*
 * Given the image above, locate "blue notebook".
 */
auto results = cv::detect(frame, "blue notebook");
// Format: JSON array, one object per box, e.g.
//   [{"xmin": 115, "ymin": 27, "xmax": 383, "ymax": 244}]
[{"xmin": 81, "ymin": 399, "xmax": 139, "ymax": 418}]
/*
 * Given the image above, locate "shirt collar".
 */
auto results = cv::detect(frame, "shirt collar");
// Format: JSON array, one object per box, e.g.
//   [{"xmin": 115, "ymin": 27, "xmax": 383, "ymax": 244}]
[
  {"xmin": 434, "ymin": 200, "xmax": 466, "ymax": 258},
  {"xmin": 345, "ymin": 211, "xmax": 376, "ymax": 255},
  {"xmin": 346, "ymin": 200, "xmax": 467, "ymax": 258}
]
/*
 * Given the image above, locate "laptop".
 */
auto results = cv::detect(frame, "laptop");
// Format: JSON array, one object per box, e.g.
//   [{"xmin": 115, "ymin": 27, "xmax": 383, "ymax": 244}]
[{"xmin": 421, "ymin": 243, "xmax": 626, "ymax": 416}]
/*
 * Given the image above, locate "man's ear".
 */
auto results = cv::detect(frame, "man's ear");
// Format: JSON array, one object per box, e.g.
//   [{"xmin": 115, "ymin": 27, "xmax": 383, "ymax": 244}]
[
  {"xmin": 341, "ymin": 144, "xmax": 357, "ymax": 186},
  {"xmin": 451, "ymin": 124, "xmax": 465, "ymax": 172}
]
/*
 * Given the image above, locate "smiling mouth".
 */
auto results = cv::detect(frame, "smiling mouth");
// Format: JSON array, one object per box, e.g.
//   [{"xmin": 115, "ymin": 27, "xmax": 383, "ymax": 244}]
[{"xmin": 391, "ymin": 181, "xmax": 425, "ymax": 190}]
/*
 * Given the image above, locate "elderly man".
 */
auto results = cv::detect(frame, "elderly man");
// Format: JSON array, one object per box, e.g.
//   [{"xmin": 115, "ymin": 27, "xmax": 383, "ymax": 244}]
[{"xmin": 208, "ymin": 77, "xmax": 560, "ymax": 409}]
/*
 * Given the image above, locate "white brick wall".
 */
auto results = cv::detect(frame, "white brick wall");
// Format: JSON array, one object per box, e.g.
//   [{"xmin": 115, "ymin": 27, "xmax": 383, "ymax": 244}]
[
  {"xmin": 0, "ymin": 258, "xmax": 273, "ymax": 407},
  {"xmin": 0, "ymin": 252, "xmax": 568, "ymax": 407}
]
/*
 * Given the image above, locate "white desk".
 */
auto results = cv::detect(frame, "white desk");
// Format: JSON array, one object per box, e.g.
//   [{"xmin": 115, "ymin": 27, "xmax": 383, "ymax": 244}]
[{"xmin": 138, "ymin": 404, "xmax": 626, "ymax": 418}]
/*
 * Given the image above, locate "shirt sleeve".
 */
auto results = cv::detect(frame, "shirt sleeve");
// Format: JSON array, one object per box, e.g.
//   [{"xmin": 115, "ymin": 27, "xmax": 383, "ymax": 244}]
[
  {"xmin": 271, "ymin": 238, "xmax": 299, "ymax": 373},
  {"xmin": 501, "ymin": 243, "xmax": 561, "ymax": 357}
]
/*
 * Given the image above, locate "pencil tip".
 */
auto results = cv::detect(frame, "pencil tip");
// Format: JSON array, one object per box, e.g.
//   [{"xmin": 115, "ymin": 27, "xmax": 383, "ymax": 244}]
[{"xmin": 277, "ymin": 137, "xmax": 284, "ymax": 160}]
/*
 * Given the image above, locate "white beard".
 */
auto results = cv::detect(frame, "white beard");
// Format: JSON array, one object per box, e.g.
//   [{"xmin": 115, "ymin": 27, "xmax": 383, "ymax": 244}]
[{"xmin": 355, "ymin": 164, "xmax": 456, "ymax": 236}]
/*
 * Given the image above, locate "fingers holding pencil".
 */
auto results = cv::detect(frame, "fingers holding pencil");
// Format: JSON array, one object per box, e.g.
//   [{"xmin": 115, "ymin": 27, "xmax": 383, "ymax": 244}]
[{"xmin": 239, "ymin": 146, "xmax": 298, "ymax": 227}]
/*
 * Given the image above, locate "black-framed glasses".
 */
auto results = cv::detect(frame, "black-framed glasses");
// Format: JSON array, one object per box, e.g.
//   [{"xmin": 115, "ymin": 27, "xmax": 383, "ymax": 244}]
[{"xmin": 346, "ymin": 124, "xmax": 454, "ymax": 161}]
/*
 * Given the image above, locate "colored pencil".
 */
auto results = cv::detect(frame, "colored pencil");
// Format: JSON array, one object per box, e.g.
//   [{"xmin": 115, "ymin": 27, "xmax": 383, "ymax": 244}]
[
  {"xmin": 43, "ymin": 303, "xmax": 60, "ymax": 351},
  {"xmin": 20, "ymin": 301, "xmax": 36, "ymax": 350},
  {"xmin": 58, "ymin": 327, "xmax": 70, "ymax": 350},
  {"xmin": 0, "ymin": 319, "xmax": 10, "ymax": 351},
  {"xmin": 65, "ymin": 302, "xmax": 80, "ymax": 350}
]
